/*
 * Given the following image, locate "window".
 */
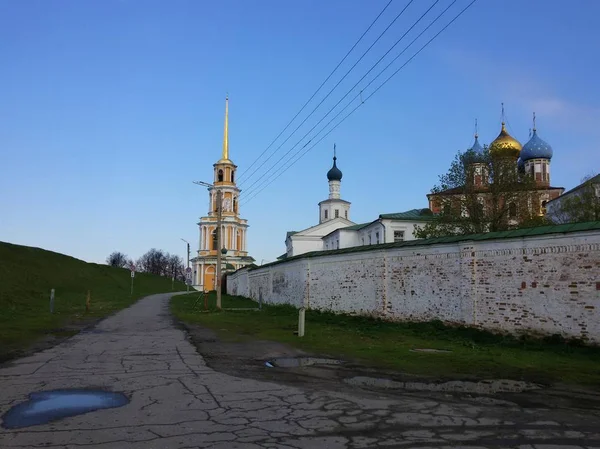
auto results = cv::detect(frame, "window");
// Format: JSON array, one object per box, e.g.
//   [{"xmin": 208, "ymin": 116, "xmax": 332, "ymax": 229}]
[
  {"xmin": 233, "ymin": 197, "xmax": 237, "ymax": 213},
  {"xmin": 231, "ymin": 171, "xmax": 235, "ymax": 182},
  {"xmin": 218, "ymin": 169, "xmax": 224, "ymax": 182},
  {"xmin": 335, "ymin": 209, "xmax": 339, "ymax": 218},
  {"xmin": 361, "ymin": 237, "xmax": 364, "ymax": 245},
  {"xmin": 336, "ymin": 239, "xmax": 339, "ymax": 249},
  {"xmin": 345, "ymin": 210, "xmax": 348, "ymax": 219},
  {"xmin": 324, "ymin": 210, "xmax": 328, "ymax": 219},
  {"xmin": 369, "ymin": 235, "xmax": 372, "ymax": 245},
  {"xmin": 376, "ymin": 232, "xmax": 380, "ymax": 244},
  {"xmin": 212, "ymin": 230, "xmax": 218, "ymax": 250},
  {"xmin": 542, "ymin": 163, "xmax": 547, "ymax": 181},
  {"xmin": 541, "ymin": 200, "xmax": 547, "ymax": 215},
  {"xmin": 393, "ymin": 231, "xmax": 404, "ymax": 242},
  {"xmin": 509, "ymin": 202, "xmax": 517, "ymax": 218}
]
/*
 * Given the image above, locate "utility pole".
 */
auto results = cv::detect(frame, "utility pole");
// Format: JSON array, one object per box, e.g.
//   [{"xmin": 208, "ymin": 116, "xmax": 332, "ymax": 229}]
[
  {"xmin": 216, "ymin": 188, "xmax": 223, "ymax": 310},
  {"xmin": 193, "ymin": 180, "xmax": 223, "ymax": 310},
  {"xmin": 181, "ymin": 238, "xmax": 190, "ymax": 293}
]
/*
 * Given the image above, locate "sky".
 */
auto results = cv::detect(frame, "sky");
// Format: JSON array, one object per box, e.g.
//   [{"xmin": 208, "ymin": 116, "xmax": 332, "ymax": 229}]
[{"xmin": 1, "ymin": 0, "xmax": 599, "ymax": 266}]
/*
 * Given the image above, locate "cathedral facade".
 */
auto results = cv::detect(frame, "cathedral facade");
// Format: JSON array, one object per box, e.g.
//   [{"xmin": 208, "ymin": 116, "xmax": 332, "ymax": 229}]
[
  {"xmin": 428, "ymin": 111, "xmax": 564, "ymax": 223},
  {"xmin": 192, "ymin": 98, "xmax": 255, "ymax": 291}
]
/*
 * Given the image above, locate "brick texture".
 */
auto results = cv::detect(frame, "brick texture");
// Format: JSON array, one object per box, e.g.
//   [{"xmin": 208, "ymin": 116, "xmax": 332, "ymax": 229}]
[{"xmin": 228, "ymin": 230, "xmax": 600, "ymax": 342}]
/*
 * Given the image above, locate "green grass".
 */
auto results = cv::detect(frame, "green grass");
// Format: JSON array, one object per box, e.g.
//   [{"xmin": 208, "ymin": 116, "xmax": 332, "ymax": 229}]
[
  {"xmin": 0, "ymin": 241, "xmax": 188, "ymax": 360},
  {"xmin": 171, "ymin": 292, "xmax": 600, "ymax": 387}
]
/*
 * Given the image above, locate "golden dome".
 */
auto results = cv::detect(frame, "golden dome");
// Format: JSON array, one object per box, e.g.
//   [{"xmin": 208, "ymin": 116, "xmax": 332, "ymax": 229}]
[{"xmin": 489, "ymin": 123, "xmax": 522, "ymax": 159}]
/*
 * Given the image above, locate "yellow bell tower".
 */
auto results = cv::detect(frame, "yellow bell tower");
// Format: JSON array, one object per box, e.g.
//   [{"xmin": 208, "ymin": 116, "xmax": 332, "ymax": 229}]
[{"xmin": 192, "ymin": 97, "xmax": 255, "ymax": 291}]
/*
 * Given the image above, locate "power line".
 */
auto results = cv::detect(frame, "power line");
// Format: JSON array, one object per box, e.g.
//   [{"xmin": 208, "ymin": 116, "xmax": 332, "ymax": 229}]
[
  {"xmin": 240, "ymin": 0, "xmax": 445, "ymax": 199},
  {"xmin": 241, "ymin": 0, "xmax": 478, "ymax": 206},
  {"xmin": 236, "ymin": 0, "xmax": 395, "ymax": 183},
  {"xmin": 238, "ymin": 0, "xmax": 415, "ymax": 186}
]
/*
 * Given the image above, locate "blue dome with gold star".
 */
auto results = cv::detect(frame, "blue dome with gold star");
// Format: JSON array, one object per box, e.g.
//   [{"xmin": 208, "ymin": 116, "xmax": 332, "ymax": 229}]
[{"xmin": 520, "ymin": 129, "xmax": 553, "ymax": 161}]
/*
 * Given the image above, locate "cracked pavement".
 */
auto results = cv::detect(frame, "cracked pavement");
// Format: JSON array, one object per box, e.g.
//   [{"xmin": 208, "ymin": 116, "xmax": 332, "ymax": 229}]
[{"xmin": 1, "ymin": 293, "xmax": 600, "ymax": 448}]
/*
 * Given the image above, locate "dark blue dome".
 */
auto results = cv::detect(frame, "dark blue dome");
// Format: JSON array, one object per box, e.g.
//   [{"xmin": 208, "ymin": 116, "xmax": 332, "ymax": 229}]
[
  {"xmin": 327, "ymin": 157, "xmax": 343, "ymax": 181},
  {"xmin": 520, "ymin": 129, "xmax": 553, "ymax": 161}
]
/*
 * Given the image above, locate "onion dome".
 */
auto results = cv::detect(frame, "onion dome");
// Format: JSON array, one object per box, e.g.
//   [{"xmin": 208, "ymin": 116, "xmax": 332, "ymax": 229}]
[
  {"xmin": 463, "ymin": 135, "xmax": 486, "ymax": 165},
  {"xmin": 327, "ymin": 155, "xmax": 343, "ymax": 181},
  {"xmin": 520, "ymin": 129, "xmax": 553, "ymax": 161},
  {"xmin": 489, "ymin": 123, "xmax": 522, "ymax": 159}
]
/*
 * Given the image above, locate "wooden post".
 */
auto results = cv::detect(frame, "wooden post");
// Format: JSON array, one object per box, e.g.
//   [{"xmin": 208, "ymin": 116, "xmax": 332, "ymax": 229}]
[
  {"xmin": 298, "ymin": 308, "xmax": 305, "ymax": 337},
  {"xmin": 50, "ymin": 289, "xmax": 55, "ymax": 313}
]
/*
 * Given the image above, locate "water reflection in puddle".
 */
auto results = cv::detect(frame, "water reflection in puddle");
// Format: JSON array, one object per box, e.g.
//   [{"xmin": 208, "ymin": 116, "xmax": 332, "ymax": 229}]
[
  {"xmin": 2, "ymin": 389, "xmax": 129, "ymax": 429},
  {"xmin": 265, "ymin": 357, "xmax": 343, "ymax": 368}
]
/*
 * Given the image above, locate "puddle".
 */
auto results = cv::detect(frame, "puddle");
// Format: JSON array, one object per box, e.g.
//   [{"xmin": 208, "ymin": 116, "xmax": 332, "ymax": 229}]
[
  {"xmin": 2, "ymin": 389, "xmax": 129, "ymax": 429},
  {"xmin": 344, "ymin": 376, "xmax": 541, "ymax": 394},
  {"xmin": 410, "ymin": 348, "xmax": 452, "ymax": 353},
  {"xmin": 266, "ymin": 357, "xmax": 344, "ymax": 368}
]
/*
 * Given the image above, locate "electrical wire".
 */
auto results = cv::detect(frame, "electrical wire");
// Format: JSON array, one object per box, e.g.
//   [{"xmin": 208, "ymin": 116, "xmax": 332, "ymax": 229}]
[
  {"xmin": 240, "ymin": 0, "xmax": 478, "ymax": 206},
  {"xmin": 238, "ymin": 0, "xmax": 415, "ymax": 186},
  {"xmin": 240, "ymin": 0, "xmax": 440, "ymax": 197},
  {"xmin": 236, "ymin": 0, "xmax": 395, "ymax": 182},
  {"xmin": 240, "ymin": 0, "xmax": 453, "ymax": 200}
]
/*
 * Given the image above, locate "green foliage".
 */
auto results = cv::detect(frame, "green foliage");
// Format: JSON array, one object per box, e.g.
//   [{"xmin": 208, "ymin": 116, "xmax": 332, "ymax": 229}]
[
  {"xmin": 0, "ymin": 241, "xmax": 187, "ymax": 360},
  {"xmin": 171, "ymin": 294, "xmax": 600, "ymax": 386},
  {"xmin": 551, "ymin": 175, "xmax": 600, "ymax": 224},
  {"xmin": 416, "ymin": 147, "xmax": 542, "ymax": 239}
]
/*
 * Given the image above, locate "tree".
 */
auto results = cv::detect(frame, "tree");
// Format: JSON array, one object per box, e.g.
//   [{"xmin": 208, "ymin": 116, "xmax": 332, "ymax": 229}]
[
  {"xmin": 106, "ymin": 251, "xmax": 129, "ymax": 268},
  {"xmin": 166, "ymin": 254, "xmax": 185, "ymax": 281},
  {"xmin": 136, "ymin": 248, "xmax": 169, "ymax": 276},
  {"xmin": 550, "ymin": 173, "xmax": 600, "ymax": 224},
  {"xmin": 414, "ymin": 147, "xmax": 540, "ymax": 239}
]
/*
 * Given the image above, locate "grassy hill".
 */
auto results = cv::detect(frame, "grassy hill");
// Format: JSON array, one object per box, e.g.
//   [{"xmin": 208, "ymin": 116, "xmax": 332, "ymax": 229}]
[{"xmin": 0, "ymin": 241, "xmax": 188, "ymax": 361}]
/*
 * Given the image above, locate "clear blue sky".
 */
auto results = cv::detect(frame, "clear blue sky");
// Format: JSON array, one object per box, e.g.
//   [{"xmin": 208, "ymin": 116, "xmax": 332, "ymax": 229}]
[{"xmin": 1, "ymin": 0, "xmax": 599, "ymax": 266}]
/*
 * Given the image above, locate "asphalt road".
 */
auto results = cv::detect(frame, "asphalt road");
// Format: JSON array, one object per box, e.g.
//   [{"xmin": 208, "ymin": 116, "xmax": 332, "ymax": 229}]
[{"xmin": 1, "ymin": 293, "xmax": 600, "ymax": 448}]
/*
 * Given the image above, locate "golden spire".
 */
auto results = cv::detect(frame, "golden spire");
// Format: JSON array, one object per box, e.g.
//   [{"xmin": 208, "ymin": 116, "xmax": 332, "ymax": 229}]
[{"xmin": 222, "ymin": 95, "xmax": 229, "ymax": 160}]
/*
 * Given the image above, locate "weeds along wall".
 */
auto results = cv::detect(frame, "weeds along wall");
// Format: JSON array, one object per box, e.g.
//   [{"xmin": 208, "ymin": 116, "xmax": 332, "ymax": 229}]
[{"xmin": 228, "ymin": 229, "xmax": 600, "ymax": 342}]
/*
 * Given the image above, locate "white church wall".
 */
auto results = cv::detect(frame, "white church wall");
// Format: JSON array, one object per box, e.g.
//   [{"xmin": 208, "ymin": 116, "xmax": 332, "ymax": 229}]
[{"xmin": 228, "ymin": 229, "xmax": 600, "ymax": 342}]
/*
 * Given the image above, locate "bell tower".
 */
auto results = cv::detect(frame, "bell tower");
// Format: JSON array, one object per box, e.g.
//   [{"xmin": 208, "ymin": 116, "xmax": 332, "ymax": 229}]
[{"xmin": 193, "ymin": 97, "xmax": 254, "ymax": 291}]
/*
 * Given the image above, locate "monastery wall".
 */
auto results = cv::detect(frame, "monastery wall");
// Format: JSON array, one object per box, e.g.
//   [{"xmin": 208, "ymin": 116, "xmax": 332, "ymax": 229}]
[{"xmin": 228, "ymin": 229, "xmax": 600, "ymax": 342}]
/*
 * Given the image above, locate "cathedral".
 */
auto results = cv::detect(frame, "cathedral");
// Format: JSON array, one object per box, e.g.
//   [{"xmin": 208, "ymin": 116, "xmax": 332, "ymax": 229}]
[
  {"xmin": 192, "ymin": 98, "xmax": 255, "ymax": 291},
  {"xmin": 428, "ymin": 109, "xmax": 564, "ymax": 221}
]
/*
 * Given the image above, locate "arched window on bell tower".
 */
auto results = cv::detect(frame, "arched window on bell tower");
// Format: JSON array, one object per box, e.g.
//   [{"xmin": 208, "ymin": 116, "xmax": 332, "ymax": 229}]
[
  {"xmin": 217, "ymin": 169, "xmax": 224, "ymax": 182},
  {"xmin": 233, "ymin": 197, "xmax": 237, "ymax": 213},
  {"xmin": 231, "ymin": 170, "xmax": 235, "ymax": 182}
]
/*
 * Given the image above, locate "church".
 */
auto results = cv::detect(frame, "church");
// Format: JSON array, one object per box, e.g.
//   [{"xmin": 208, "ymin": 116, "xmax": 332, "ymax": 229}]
[
  {"xmin": 427, "ymin": 109, "xmax": 564, "ymax": 222},
  {"xmin": 192, "ymin": 98, "xmax": 255, "ymax": 291},
  {"xmin": 282, "ymin": 146, "xmax": 434, "ymax": 259}
]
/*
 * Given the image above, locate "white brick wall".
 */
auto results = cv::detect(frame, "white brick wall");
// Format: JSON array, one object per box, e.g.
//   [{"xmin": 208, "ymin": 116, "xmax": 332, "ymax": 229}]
[{"xmin": 227, "ymin": 230, "xmax": 600, "ymax": 342}]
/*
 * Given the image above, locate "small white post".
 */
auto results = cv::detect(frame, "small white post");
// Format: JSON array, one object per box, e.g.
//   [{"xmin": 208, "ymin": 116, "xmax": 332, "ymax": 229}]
[
  {"xmin": 50, "ymin": 289, "xmax": 55, "ymax": 313},
  {"xmin": 298, "ymin": 308, "xmax": 305, "ymax": 337}
]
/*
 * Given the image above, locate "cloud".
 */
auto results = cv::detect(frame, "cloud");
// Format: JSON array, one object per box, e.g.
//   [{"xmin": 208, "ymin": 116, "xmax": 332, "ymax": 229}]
[{"xmin": 441, "ymin": 47, "xmax": 600, "ymax": 134}]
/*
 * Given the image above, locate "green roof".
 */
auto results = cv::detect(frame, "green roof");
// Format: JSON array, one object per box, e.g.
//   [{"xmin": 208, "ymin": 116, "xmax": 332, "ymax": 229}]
[
  {"xmin": 251, "ymin": 221, "xmax": 600, "ymax": 271},
  {"xmin": 343, "ymin": 222, "xmax": 371, "ymax": 231},
  {"xmin": 379, "ymin": 208, "xmax": 435, "ymax": 220}
]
